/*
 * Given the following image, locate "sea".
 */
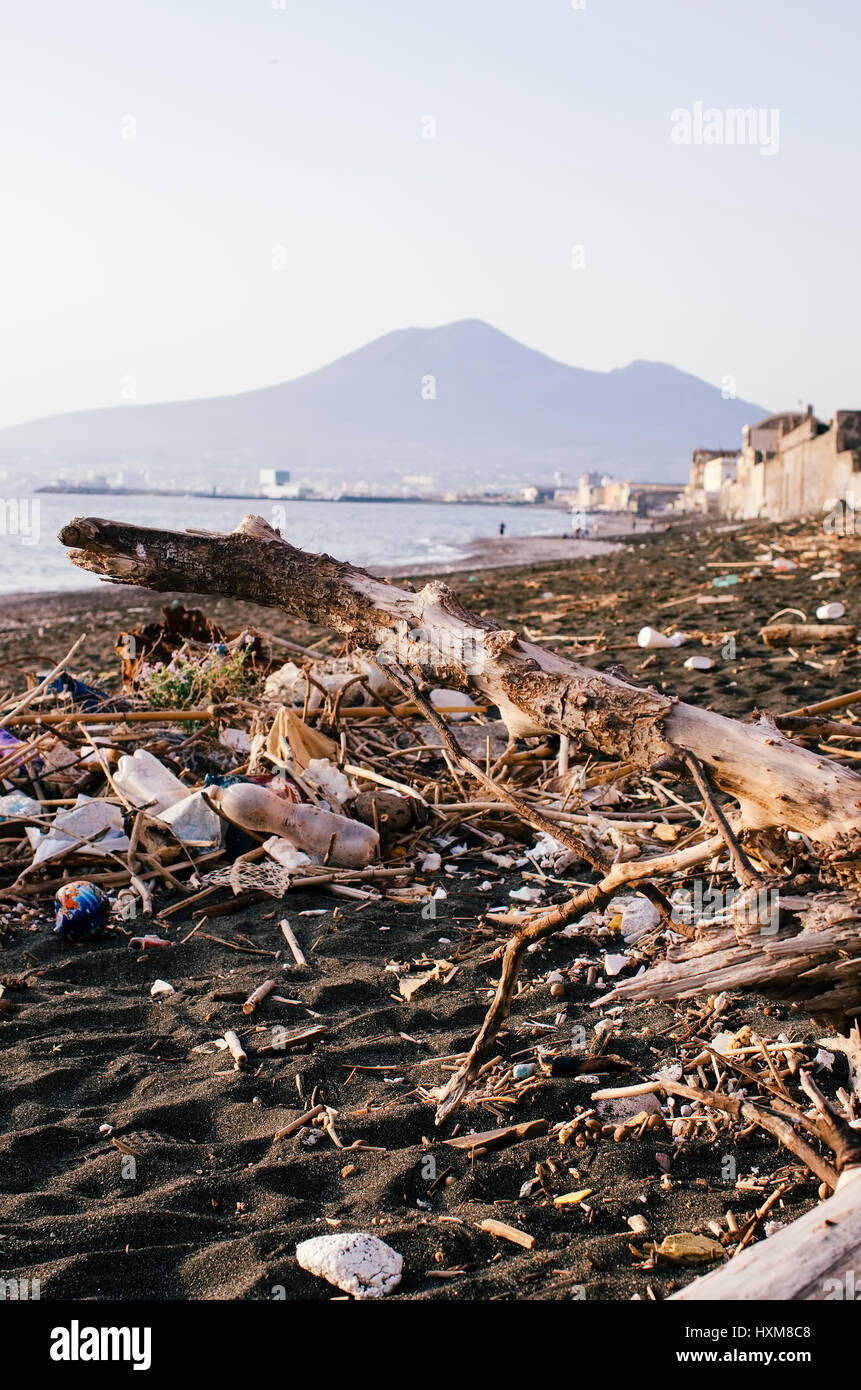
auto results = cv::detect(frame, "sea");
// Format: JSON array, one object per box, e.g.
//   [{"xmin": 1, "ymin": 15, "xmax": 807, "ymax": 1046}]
[{"xmin": 0, "ymin": 493, "xmax": 592, "ymax": 596}]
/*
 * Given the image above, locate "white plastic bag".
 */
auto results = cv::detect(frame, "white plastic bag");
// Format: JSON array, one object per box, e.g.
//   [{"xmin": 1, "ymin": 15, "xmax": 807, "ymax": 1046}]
[{"xmin": 114, "ymin": 749, "xmax": 187, "ymax": 816}]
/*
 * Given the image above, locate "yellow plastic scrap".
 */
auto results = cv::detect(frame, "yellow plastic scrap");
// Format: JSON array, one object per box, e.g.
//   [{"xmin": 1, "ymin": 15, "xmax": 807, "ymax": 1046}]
[
  {"xmin": 653, "ymin": 1232, "xmax": 725, "ymax": 1264},
  {"xmin": 553, "ymin": 1188, "xmax": 594, "ymax": 1207}
]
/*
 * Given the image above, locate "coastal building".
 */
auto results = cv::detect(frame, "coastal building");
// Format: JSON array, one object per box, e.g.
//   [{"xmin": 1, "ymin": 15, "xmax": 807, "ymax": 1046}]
[{"xmin": 682, "ymin": 408, "xmax": 861, "ymax": 520}]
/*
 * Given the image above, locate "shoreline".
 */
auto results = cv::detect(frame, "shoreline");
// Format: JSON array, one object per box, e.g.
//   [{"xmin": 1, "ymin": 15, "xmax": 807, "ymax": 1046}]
[{"xmin": 0, "ymin": 530, "xmax": 624, "ymax": 602}]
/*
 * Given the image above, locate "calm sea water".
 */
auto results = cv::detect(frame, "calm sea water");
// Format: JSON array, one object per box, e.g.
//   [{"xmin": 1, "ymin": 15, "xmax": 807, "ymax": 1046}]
[{"xmin": 0, "ymin": 493, "xmax": 582, "ymax": 596}]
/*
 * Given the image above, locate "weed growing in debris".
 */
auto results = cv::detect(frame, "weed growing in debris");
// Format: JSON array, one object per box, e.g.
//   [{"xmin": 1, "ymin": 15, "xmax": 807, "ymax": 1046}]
[{"xmin": 138, "ymin": 646, "xmax": 255, "ymax": 709}]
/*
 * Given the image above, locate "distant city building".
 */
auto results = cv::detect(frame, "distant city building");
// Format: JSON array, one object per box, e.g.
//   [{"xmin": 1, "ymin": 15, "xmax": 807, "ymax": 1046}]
[
  {"xmin": 402, "ymin": 473, "xmax": 434, "ymax": 494},
  {"xmin": 681, "ymin": 408, "xmax": 861, "ymax": 519},
  {"xmin": 259, "ymin": 468, "xmax": 294, "ymax": 499},
  {"xmin": 574, "ymin": 472, "xmax": 633, "ymax": 511}
]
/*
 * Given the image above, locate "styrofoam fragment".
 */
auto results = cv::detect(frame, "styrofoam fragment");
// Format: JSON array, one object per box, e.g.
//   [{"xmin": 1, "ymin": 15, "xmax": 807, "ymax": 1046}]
[{"xmin": 295, "ymin": 1232, "xmax": 403, "ymax": 1299}]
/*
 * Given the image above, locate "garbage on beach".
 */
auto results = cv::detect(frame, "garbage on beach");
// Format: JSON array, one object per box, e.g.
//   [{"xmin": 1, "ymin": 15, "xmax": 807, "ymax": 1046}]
[
  {"xmin": 150, "ymin": 978, "xmax": 176, "ymax": 997},
  {"xmin": 430, "ymin": 688, "xmax": 478, "ymax": 720},
  {"xmin": 615, "ymin": 896, "xmax": 662, "ymax": 944},
  {"xmin": 114, "ymin": 749, "xmax": 188, "ymax": 817},
  {"xmin": 54, "ymin": 881, "xmax": 110, "ymax": 939},
  {"xmin": 29, "ymin": 796, "xmax": 130, "ymax": 866},
  {"xmin": 295, "ymin": 1232, "xmax": 403, "ymax": 1299},
  {"xmin": 816, "ymin": 601, "xmax": 846, "ymax": 620},
  {"xmin": 154, "ymin": 791, "xmax": 223, "ymax": 848},
  {"xmin": 0, "ymin": 791, "xmax": 42, "ymax": 821},
  {"xmin": 207, "ymin": 781, "xmax": 379, "ymax": 868},
  {"xmin": 637, "ymin": 627, "xmax": 687, "ymax": 649},
  {"xmin": 264, "ymin": 657, "xmax": 364, "ymax": 711},
  {"xmin": 683, "ymin": 655, "xmax": 714, "ymax": 671}
]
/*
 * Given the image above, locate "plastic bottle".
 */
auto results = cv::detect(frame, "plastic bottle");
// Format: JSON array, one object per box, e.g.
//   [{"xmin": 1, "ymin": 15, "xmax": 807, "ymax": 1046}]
[
  {"xmin": 207, "ymin": 782, "xmax": 379, "ymax": 868},
  {"xmin": 114, "ymin": 749, "xmax": 187, "ymax": 816}
]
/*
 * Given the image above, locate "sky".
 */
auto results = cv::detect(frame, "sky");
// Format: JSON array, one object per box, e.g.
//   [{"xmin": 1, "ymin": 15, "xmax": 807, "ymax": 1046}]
[{"xmin": 1, "ymin": 0, "xmax": 859, "ymax": 429}]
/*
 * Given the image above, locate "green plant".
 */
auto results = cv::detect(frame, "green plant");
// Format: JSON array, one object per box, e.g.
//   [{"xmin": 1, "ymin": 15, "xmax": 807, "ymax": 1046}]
[{"xmin": 138, "ymin": 646, "xmax": 254, "ymax": 709}]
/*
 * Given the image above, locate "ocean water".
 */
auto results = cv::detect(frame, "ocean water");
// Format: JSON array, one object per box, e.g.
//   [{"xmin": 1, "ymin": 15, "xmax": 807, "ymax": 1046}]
[{"xmin": 0, "ymin": 493, "xmax": 584, "ymax": 596}]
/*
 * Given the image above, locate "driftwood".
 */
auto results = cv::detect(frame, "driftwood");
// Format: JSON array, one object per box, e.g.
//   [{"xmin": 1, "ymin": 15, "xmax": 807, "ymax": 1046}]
[
  {"xmin": 59, "ymin": 515, "xmax": 861, "ymax": 1118},
  {"xmin": 761, "ymin": 623, "xmax": 857, "ymax": 646},
  {"xmin": 59, "ymin": 515, "xmax": 861, "ymax": 858},
  {"xmin": 674, "ymin": 1166, "xmax": 861, "ymax": 1301},
  {"xmin": 600, "ymin": 891, "xmax": 861, "ymax": 1024}
]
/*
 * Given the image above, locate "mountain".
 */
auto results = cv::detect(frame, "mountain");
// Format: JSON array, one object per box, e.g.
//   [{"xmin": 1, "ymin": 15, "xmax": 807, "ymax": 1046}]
[{"xmin": 0, "ymin": 320, "xmax": 767, "ymax": 492}]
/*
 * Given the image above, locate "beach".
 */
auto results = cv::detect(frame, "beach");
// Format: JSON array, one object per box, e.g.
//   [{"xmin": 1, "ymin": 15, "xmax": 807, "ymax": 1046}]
[{"xmin": 1, "ymin": 515, "xmax": 858, "ymax": 1301}]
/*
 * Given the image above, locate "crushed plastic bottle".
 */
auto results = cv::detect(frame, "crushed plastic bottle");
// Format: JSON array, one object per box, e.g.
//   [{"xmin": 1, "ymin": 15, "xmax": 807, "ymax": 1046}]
[{"xmin": 207, "ymin": 782, "xmax": 378, "ymax": 868}]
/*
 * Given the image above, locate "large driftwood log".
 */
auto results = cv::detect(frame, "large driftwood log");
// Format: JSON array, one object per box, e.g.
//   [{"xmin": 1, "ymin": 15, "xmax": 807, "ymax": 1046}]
[
  {"xmin": 59, "ymin": 515, "xmax": 861, "ymax": 857},
  {"xmin": 601, "ymin": 892, "xmax": 861, "ymax": 1024}
]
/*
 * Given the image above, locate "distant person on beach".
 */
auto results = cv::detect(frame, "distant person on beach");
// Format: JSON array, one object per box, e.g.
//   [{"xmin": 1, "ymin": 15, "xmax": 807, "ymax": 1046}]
[{"xmin": 499, "ymin": 522, "xmax": 506, "ymax": 536}]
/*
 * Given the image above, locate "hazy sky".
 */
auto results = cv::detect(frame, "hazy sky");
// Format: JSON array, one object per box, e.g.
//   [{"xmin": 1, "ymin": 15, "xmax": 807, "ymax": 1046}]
[{"xmin": 2, "ymin": 0, "xmax": 859, "ymax": 429}]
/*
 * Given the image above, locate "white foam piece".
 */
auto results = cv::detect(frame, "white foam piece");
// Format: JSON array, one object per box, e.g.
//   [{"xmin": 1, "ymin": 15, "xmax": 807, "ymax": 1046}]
[{"xmin": 296, "ymin": 1232, "xmax": 403, "ymax": 1299}]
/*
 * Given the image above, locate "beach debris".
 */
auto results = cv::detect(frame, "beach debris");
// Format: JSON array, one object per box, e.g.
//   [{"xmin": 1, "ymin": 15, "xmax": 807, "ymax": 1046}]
[
  {"xmin": 637, "ymin": 626, "xmax": 687, "ymax": 649},
  {"xmin": 616, "ymin": 897, "xmax": 662, "ymax": 944},
  {"xmin": 155, "ymin": 791, "xmax": 223, "ymax": 847},
  {"xmin": 553, "ymin": 1188, "xmax": 593, "ymax": 1207},
  {"xmin": 430, "ymin": 688, "xmax": 478, "ymax": 721},
  {"xmin": 650, "ymin": 1233, "xmax": 725, "ymax": 1265},
  {"xmin": 397, "ymin": 959, "xmax": 452, "ymax": 1001},
  {"xmin": 761, "ymin": 622, "xmax": 856, "ymax": 645},
  {"xmin": 31, "ymin": 797, "xmax": 130, "ymax": 866},
  {"xmin": 1, "ymin": 508, "xmax": 856, "ymax": 1302},
  {"xmin": 479, "ymin": 1218, "xmax": 535, "ymax": 1250},
  {"xmin": 683, "ymin": 655, "xmax": 714, "ymax": 671},
  {"xmin": 352, "ymin": 789, "xmax": 412, "ymax": 832},
  {"xmin": 223, "ymin": 1030, "xmax": 247, "ymax": 1069},
  {"xmin": 279, "ymin": 918, "xmax": 308, "ymax": 968},
  {"xmin": 114, "ymin": 748, "xmax": 188, "ymax": 816},
  {"xmin": 207, "ymin": 782, "xmax": 379, "ymax": 868},
  {"xmin": 150, "ymin": 978, "xmax": 176, "ymax": 997},
  {"xmin": 444, "ymin": 1119, "xmax": 548, "ymax": 1153},
  {"xmin": 295, "ymin": 1232, "xmax": 403, "ymax": 1299},
  {"xmin": 816, "ymin": 601, "xmax": 846, "ymax": 620},
  {"xmin": 243, "ymin": 977, "xmax": 276, "ymax": 1014},
  {"xmin": 0, "ymin": 791, "xmax": 42, "ymax": 820},
  {"xmin": 54, "ymin": 881, "xmax": 110, "ymax": 940}
]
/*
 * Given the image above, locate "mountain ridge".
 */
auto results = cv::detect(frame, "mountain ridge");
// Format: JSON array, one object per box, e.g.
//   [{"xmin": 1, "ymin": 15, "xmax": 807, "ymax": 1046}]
[{"xmin": 0, "ymin": 319, "xmax": 768, "ymax": 490}]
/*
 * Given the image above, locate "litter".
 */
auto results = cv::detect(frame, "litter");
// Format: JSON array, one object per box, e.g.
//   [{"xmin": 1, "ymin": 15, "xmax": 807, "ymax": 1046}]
[
  {"xmin": 295, "ymin": 1232, "xmax": 403, "ymax": 1299},
  {"xmin": 114, "ymin": 749, "xmax": 188, "ymax": 816},
  {"xmin": 207, "ymin": 782, "xmax": 379, "ymax": 868},
  {"xmin": 637, "ymin": 627, "xmax": 687, "ymax": 649},
  {"xmin": 54, "ymin": 881, "xmax": 110, "ymax": 939}
]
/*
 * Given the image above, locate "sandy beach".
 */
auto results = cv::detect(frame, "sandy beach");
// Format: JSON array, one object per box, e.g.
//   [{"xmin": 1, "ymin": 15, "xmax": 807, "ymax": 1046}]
[{"xmin": 1, "ymin": 515, "xmax": 859, "ymax": 1300}]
